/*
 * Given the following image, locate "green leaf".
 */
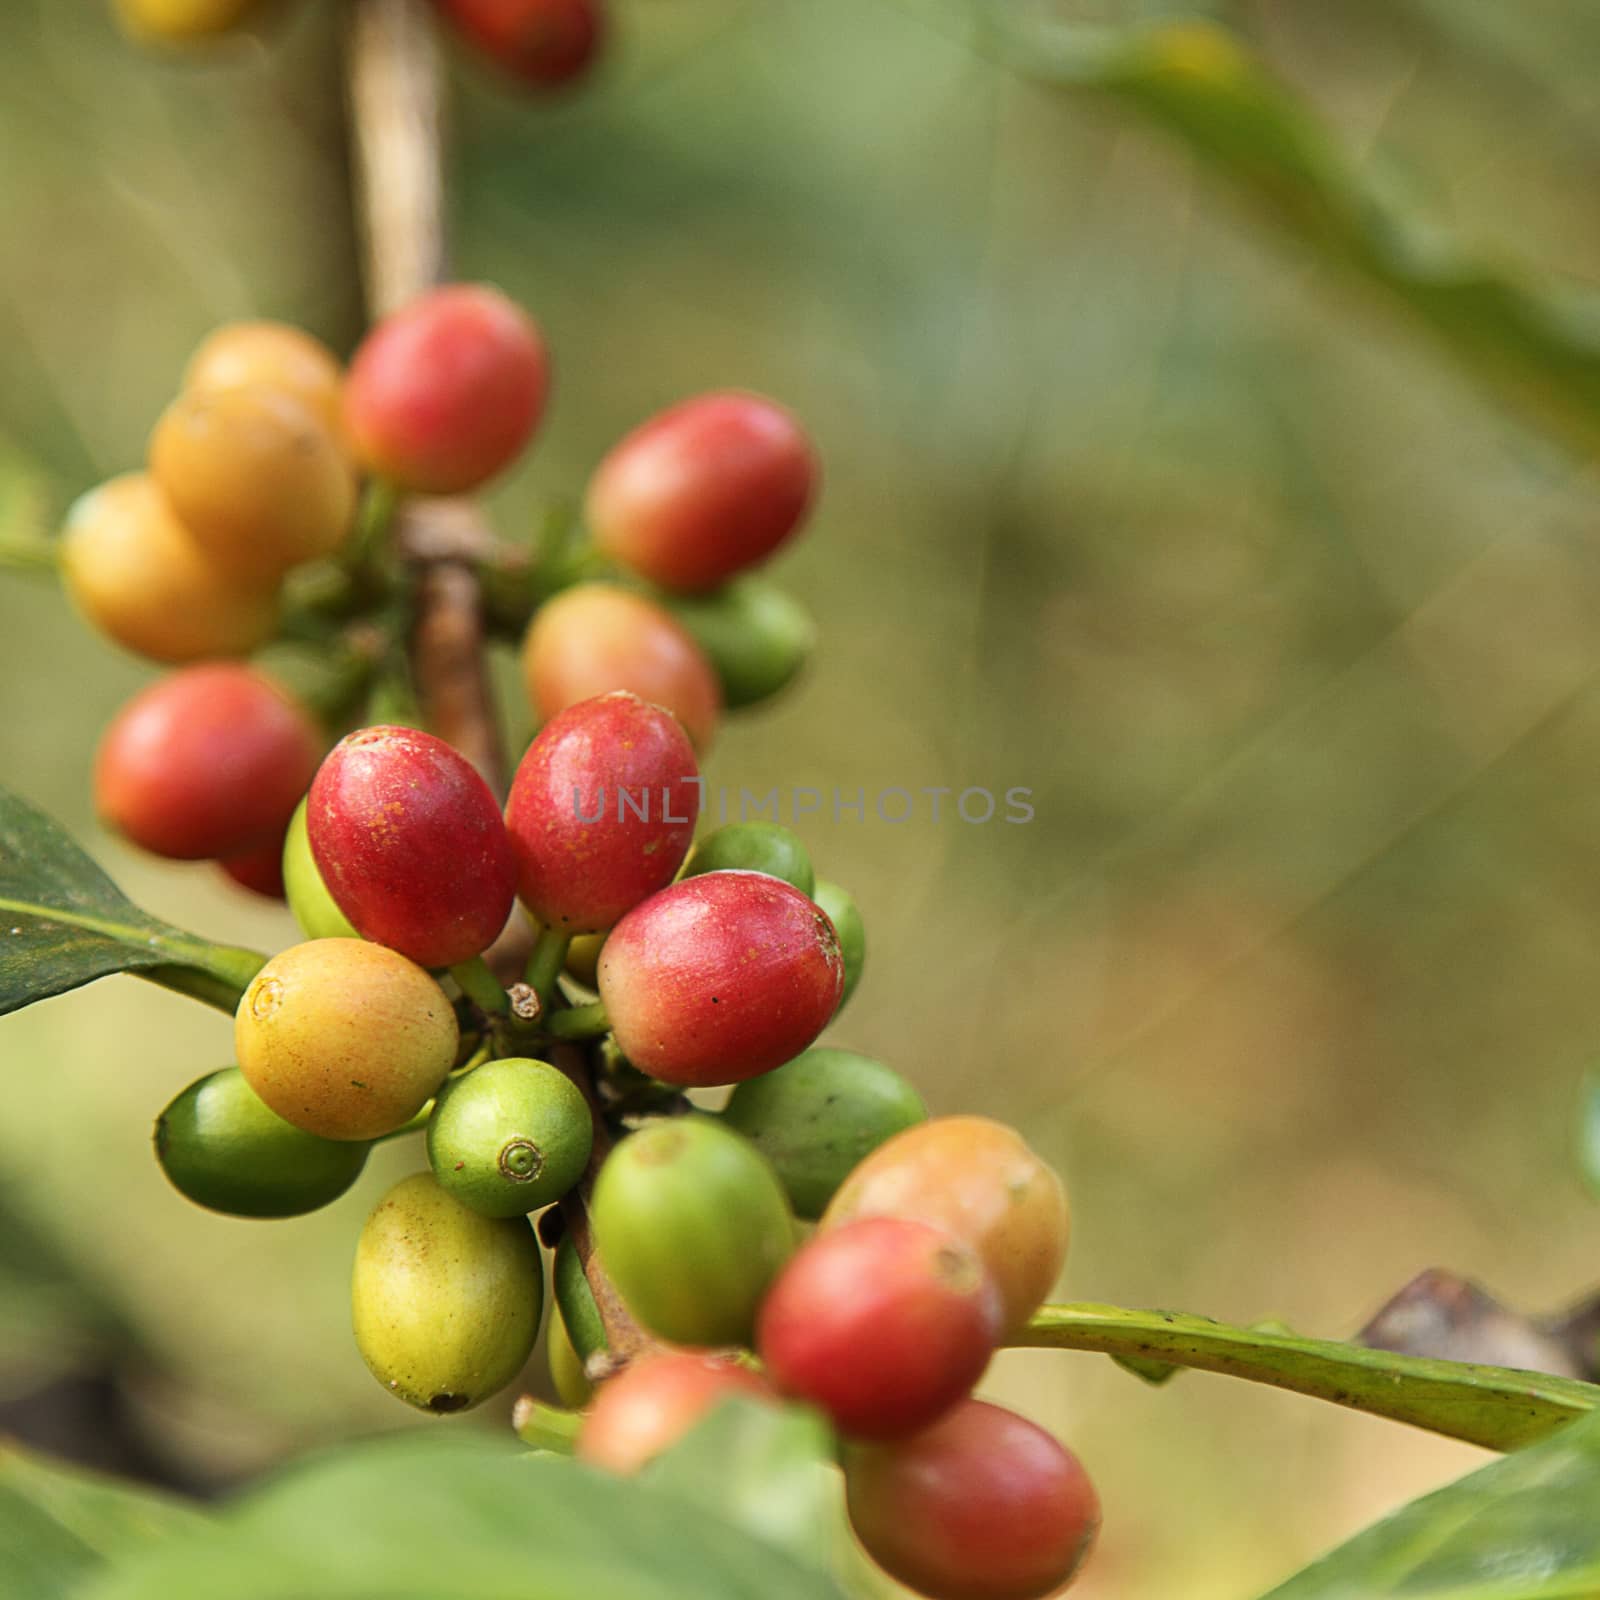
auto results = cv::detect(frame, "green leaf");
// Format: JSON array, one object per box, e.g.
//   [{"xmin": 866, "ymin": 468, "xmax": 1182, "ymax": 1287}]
[
  {"xmin": 80, "ymin": 1432, "xmax": 852, "ymax": 1600},
  {"xmin": 1258, "ymin": 1406, "xmax": 1600, "ymax": 1598},
  {"xmin": 1016, "ymin": 1303, "xmax": 1600, "ymax": 1451},
  {"xmin": 0, "ymin": 1445, "xmax": 201, "ymax": 1600},
  {"xmin": 901, "ymin": 6, "xmax": 1600, "ymax": 459},
  {"xmin": 0, "ymin": 785, "xmax": 265, "ymax": 1017}
]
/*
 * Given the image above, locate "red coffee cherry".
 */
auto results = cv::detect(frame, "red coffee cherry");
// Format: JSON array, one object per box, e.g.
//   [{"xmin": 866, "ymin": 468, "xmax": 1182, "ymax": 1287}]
[
  {"xmin": 521, "ymin": 583, "xmax": 721, "ymax": 752},
  {"xmin": 95, "ymin": 665, "xmax": 321, "ymax": 860},
  {"xmin": 219, "ymin": 827, "xmax": 289, "ymax": 900},
  {"xmin": 504, "ymin": 692, "xmax": 699, "ymax": 934},
  {"xmin": 597, "ymin": 872, "xmax": 843, "ymax": 1086},
  {"xmin": 437, "ymin": 0, "xmax": 604, "ymax": 87},
  {"xmin": 586, "ymin": 392, "xmax": 817, "ymax": 593},
  {"xmin": 757, "ymin": 1218, "xmax": 1000, "ymax": 1439},
  {"xmin": 343, "ymin": 284, "xmax": 549, "ymax": 494},
  {"xmin": 308, "ymin": 726, "xmax": 517, "ymax": 970},
  {"xmin": 577, "ymin": 1351, "xmax": 775, "ymax": 1476},
  {"xmin": 845, "ymin": 1401, "xmax": 1100, "ymax": 1600}
]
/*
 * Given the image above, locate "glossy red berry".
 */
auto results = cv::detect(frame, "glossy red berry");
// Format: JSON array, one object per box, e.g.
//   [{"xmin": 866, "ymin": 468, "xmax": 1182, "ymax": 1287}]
[
  {"xmin": 586, "ymin": 392, "xmax": 817, "ymax": 593},
  {"xmin": 757, "ymin": 1218, "xmax": 1000, "ymax": 1439},
  {"xmin": 845, "ymin": 1401, "xmax": 1100, "ymax": 1600},
  {"xmin": 437, "ymin": 0, "xmax": 603, "ymax": 87},
  {"xmin": 95, "ymin": 665, "xmax": 320, "ymax": 861},
  {"xmin": 597, "ymin": 871, "xmax": 843, "ymax": 1086},
  {"xmin": 308, "ymin": 726, "xmax": 517, "ymax": 970},
  {"xmin": 504, "ymin": 691, "xmax": 699, "ymax": 934},
  {"xmin": 219, "ymin": 827, "xmax": 289, "ymax": 900},
  {"xmin": 343, "ymin": 284, "xmax": 549, "ymax": 494},
  {"xmin": 577, "ymin": 1351, "xmax": 775, "ymax": 1476}
]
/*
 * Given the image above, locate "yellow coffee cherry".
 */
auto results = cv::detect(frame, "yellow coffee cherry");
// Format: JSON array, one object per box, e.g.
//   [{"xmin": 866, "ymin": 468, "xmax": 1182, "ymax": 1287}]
[
  {"xmin": 185, "ymin": 321, "xmax": 346, "ymax": 438},
  {"xmin": 113, "ymin": 0, "xmax": 270, "ymax": 42},
  {"xmin": 61, "ymin": 472, "xmax": 278, "ymax": 663}
]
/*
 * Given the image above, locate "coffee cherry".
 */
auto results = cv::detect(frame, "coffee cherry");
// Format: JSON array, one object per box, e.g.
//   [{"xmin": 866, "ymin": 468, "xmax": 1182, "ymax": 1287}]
[
  {"xmin": 61, "ymin": 473, "xmax": 278, "ymax": 663},
  {"xmin": 95, "ymin": 665, "xmax": 321, "ymax": 861},
  {"xmin": 236, "ymin": 940, "xmax": 458, "ymax": 1140},
  {"xmin": 757, "ymin": 1219, "xmax": 1000, "ymax": 1439},
  {"xmin": 437, "ymin": 0, "xmax": 604, "ymax": 87},
  {"xmin": 155, "ymin": 1067, "xmax": 369, "ymax": 1218},
  {"xmin": 577, "ymin": 1352, "xmax": 775, "ymax": 1475},
  {"xmin": 352, "ymin": 1172, "xmax": 542, "ymax": 1413},
  {"xmin": 282, "ymin": 798, "xmax": 359, "ymax": 941},
  {"xmin": 219, "ymin": 829, "xmax": 288, "ymax": 901},
  {"xmin": 587, "ymin": 393, "xmax": 817, "ymax": 593},
  {"xmin": 344, "ymin": 284, "xmax": 548, "ymax": 494},
  {"xmin": 521, "ymin": 583, "xmax": 721, "ymax": 753},
  {"xmin": 554, "ymin": 1234, "xmax": 607, "ymax": 1361},
  {"xmin": 682, "ymin": 822, "xmax": 814, "ymax": 896},
  {"xmin": 812, "ymin": 878, "xmax": 864, "ymax": 1011},
  {"xmin": 184, "ymin": 320, "xmax": 344, "ymax": 435},
  {"xmin": 113, "ymin": 0, "xmax": 269, "ymax": 39},
  {"xmin": 427, "ymin": 1058, "xmax": 592, "ymax": 1217},
  {"xmin": 564, "ymin": 932, "xmax": 604, "ymax": 989},
  {"xmin": 844, "ymin": 1401, "xmax": 1100, "ymax": 1600},
  {"xmin": 308, "ymin": 725, "xmax": 517, "ymax": 970},
  {"xmin": 822, "ymin": 1117, "xmax": 1068, "ymax": 1335},
  {"xmin": 505, "ymin": 692, "xmax": 700, "ymax": 934},
  {"xmin": 665, "ymin": 577, "xmax": 813, "ymax": 709},
  {"xmin": 548, "ymin": 1308, "xmax": 593, "ymax": 1408},
  {"xmin": 591, "ymin": 1117, "xmax": 794, "ymax": 1346},
  {"xmin": 721, "ymin": 1047, "xmax": 925, "ymax": 1218},
  {"xmin": 598, "ymin": 873, "xmax": 843, "ymax": 1087}
]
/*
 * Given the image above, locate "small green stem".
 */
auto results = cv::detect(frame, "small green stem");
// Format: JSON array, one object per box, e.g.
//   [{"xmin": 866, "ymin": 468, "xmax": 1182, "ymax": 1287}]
[
  {"xmin": 523, "ymin": 927, "xmax": 572, "ymax": 1013},
  {"xmin": 137, "ymin": 941, "xmax": 268, "ymax": 1015},
  {"xmin": 546, "ymin": 999, "xmax": 608, "ymax": 1041},
  {"xmin": 343, "ymin": 477, "xmax": 400, "ymax": 578},
  {"xmin": 511, "ymin": 1394, "xmax": 582, "ymax": 1454},
  {"xmin": 451, "ymin": 954, "xmax": 510, "ymax": 1017},
  {"xmin": 0, "ymin": 533, "xmax": 60, "ymax": 575},
  {"xmin": 374, "ymin": 1100, "xmax": 435, "ymax": 1142}
]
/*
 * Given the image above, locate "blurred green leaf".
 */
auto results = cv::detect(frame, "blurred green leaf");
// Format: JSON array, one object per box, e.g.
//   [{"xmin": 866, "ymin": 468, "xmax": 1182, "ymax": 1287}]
[
  {"xmin": 0, "ymin": 1445, "xmax": 200, "ymax": 1600},
  {"xmin": 1018, "ymin": 1303, "xmax": 1600, "ymax": 1450},
  {"xmin": 908, "ymin": 5, "xmax": 1600, "ymax": 458},
  {"xmin": 1258, "ymin": 1406, "xmax": 1600, "ymax": 1597},
  {"xmin": 82, "ymin": 1431, "xmax": 851, "ymax": 1600},
  {"xmin": 0, "ymin": 785, "xmax": 264, "ymax": 1017}
]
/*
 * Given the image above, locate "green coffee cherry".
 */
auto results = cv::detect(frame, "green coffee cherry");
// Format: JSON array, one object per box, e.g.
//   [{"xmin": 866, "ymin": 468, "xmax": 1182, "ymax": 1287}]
[
  {"xmin": 591, "ymin": 1117, "xmax": 794, "ymax": 1346},
  {"xmin": 352, "ymin": 1171, "xmax": 542, "ymax": 1413},
  {"xmin": 812, "ymin": 878, "xmax": 864, "ymax": 1011},
  {"xmin": 661, "ymin": 577, "xmax": 812, "ymax": 709},
  {"xmin": 282, "ymin": 797, "xmax": 358, "ymax": 941},
  {"xmin": 548, "ymin": 1307, "xmax": 593, "ymax": 1408},
  {"xmin": 721, "ymin": 1048, "xmax": 926, "ymax": 1218},
  {"xmin": 426, "ymin": 1058, "xmax": 593, "ymax": 1218},
  {"xmin": 554, "ymin": 1234, "xmax": 607, "ymax": 1362},
  {"xmin": 682, "ymin": 822, "xmax": 814, "ymax": 895},
  {"xmin": 155, "ymin": 1067, "xmax": 369, "ymax": 1218}
]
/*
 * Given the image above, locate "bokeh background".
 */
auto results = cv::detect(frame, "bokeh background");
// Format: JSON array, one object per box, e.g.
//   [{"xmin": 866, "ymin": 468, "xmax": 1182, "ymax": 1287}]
[{"xmin": 4, "ymin": 0, "xmax": 1600, "ymax": 1593}]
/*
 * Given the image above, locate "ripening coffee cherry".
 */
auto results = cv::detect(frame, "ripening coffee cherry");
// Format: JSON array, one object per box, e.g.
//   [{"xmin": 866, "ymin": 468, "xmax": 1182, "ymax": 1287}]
[
  {"xmin": 757, "ymin": 1219, "xmax": 1001, "ymax": 1439},
  {"xmin": 219, "ymin": 829, "xmax": 288, "ymax": 901},
  {"xmin": 664, "ymin": 577, "xmax": 813, "ymax": 709},
  {"xmin": 344, "ymin": 284, "xmax": 548, "ymax": 494},
  {"xmin": 591, "ymin": 1117, "xmax": 794, "ymax": 1346},
  {"xmin": 352, "ymin": 1172, "xmax": 542, "ymax": 1413},
  {"xmin": 113, "ymin": 0, "xmax": 269, "ymax": 39},
  {"xmin": 282, "ymin": 798, "xmax": 359, "ymax": 941},
  {"xmin": 822, "ymin": 1117, "xmax": 1068, "ymax": 1335},
  {"xmin": 812, "ymin": 878, "xmax": 864, "ymax": 1011},
  {"xmin": 548, "ymin": 1308, "xmax": 593, "ymax": 1408},
  {"xmin": 308, "ymin": 726, "xmax": 517, "ymax": 969},
  {"xmin": 721, "ymin": 1047, "xmax": 926, "ymax": 1218},
  {"xmin": 437, "ymin": 0, "xmax": 604, "ymax": 87},
  {"xmin": 587, "ymin": 393, "xmax": 817, "ymax": 593},
  {"xmin": 682, "ymin": 822, "xmax": 814, "ymax": 896},
  {"xmin": 505, "ymin": 692, "xmax": 700, "ymax": 934},
  {"xmin": 184, "ymin": 320, "xmax": 344, "ymax": 436},
  {"xmin": 155, "ymin": 1067, "xmax": 368, "ymax": 1218},
  {"xmin": 844, "ymin": 1401, "xmax": 1100, "ymax": 1600},
  {"xmin": 577, "ymin": 1352, "xmax": 776, "ymax": 1476},
  {"xmin": 426, "ymin": 1058, "xmax": 592, "ymax": 1217},
  {"xmin": 236, "ymin": 940, "xmax": 458, "ymax": 1140},
  {"xmin": 598, "ymin": 873, "xmax": 843, "ymax": 1087},
  {"xmin": 520, "ymin": 583, "xmax": 721, "ymax": 752},
  {"xmin": 61, "ymin": 474, "xmax": 278, "ymax": 663},
  {"xmin": 150, "ymin": 387, "xmax": 355, "ymax": 581},
  {"xmin": 95, "ymin": 665, "xmax": 321, "ymax": 861},
  {"xmin": 564, "ymin": 932, "xmax": 605, "ymax": 989}
]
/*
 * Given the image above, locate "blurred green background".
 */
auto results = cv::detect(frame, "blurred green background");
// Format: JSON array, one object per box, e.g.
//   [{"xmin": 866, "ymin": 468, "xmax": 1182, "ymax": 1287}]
[{"xmin": 4, "ymin": 0, "xmax": 1600, "ymax": 1593}]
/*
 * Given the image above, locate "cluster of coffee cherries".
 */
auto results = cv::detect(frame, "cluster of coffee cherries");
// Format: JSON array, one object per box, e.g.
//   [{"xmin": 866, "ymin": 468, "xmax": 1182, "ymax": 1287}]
[{"xmin": 114, "ymin": 0, "xmax": 605, "ymax": 90}]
